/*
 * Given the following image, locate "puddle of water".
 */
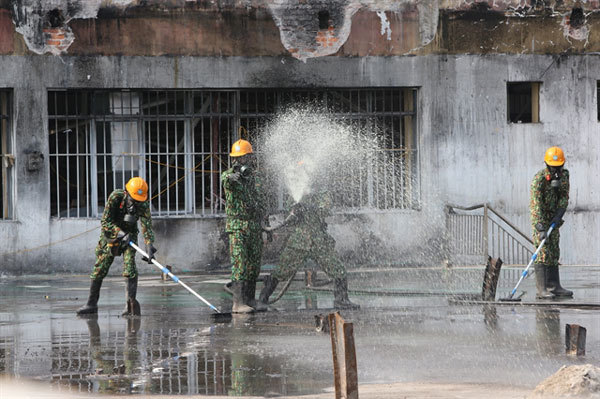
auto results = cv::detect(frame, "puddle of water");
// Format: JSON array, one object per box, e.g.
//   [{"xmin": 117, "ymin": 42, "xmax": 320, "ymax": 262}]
[
  {"xmin": 40, "ymin": 318, "xmax": 327, "ymax": 396},
  {"xmin": 0, "ymin": 267, "xmax": 599, "ymax": 396}
]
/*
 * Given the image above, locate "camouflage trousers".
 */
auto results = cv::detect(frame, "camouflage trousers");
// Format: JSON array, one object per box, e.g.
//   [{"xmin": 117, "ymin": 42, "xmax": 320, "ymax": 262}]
[
  {"xmin": 90, "ymin": 236, "xmax": 138, "ymax": 280},
  {"xmin": 273, "ymin": 234, "xmax": 346, "ymax": 281},
  {"xmin": 532, "ymin": 228, "xmax": 560, "ymax": 266},
  {"xmin": 228, "ymin": 228, "xmax": 263, "ymax": 282}
]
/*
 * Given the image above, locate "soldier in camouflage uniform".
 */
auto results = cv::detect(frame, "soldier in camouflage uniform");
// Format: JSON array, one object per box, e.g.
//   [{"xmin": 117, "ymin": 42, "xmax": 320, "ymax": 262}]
[
  {"xmin": 222, "ymin": 139, "xmax": 268, "ymax": 313},
  {"xmin": 258, "ymin": 187, "xmax": 360, "ymax": 310},
  {"xmin": 77, "ymin": 177, "xmax": 157, "ymax": 316},
  {"xmin": 530, "ymin": 146, "xmax": 572, "ymax": 299}
]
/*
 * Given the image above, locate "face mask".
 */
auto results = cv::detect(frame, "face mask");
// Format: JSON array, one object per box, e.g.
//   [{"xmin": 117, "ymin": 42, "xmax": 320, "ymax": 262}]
[
  {"xmin": 234, "ymin": 159, "xmax": 252, "ymax": 178},
  {"xmin": 239, "ymin": 165, "xmax": 252, "ymax": 178},
  {"xmin": 123, "ymin": 195, "xmax": 137, "ymax": 224},
  {"xmin": 547, "ymin": 165, "xmax": 563, "ymax": 188}
]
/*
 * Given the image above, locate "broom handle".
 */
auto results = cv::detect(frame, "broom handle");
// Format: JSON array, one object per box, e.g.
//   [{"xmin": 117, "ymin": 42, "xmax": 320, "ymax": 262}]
[
  {"xmin": 507, "ymin": 223, "xmax": 556, "ymax": 299},
  {"xmin": 129, "ymin": 241, "xmax": 222, "ymax": 313}
]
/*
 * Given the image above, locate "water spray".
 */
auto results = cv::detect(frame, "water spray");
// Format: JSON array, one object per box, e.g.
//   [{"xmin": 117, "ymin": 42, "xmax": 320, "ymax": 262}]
[{"xmin": 260, "ymin": 104, "xmax": 380, "ymax": 207}]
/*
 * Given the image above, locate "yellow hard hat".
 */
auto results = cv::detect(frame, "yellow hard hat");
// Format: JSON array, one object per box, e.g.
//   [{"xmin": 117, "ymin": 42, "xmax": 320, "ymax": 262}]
[
  {"xmin": 544, "ymin": 146, "xmax": 565, "ymax": 166},
  {"xmin": 230, "ymin": 139, "xmax": 253, "ymax": 157},
  {"xmin": 126, "ymin": 177, "xmax": 148, "ymax": 201}
]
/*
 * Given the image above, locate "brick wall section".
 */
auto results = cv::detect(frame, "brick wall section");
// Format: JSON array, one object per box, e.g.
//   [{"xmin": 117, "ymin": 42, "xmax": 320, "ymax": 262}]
[
  {"xmin": 268, "ymin": 0, "xmax": 356, "ymax": 60},
  {"xmin": 42, "ymin": 27, "xmax": 71, "ymax": 54},
  {"xmin": 0, "ymin": 9, "xmax": 14, "ymax": 54}
]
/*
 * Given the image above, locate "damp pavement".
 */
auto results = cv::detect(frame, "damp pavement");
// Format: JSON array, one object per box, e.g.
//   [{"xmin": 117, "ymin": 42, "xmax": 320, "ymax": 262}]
[{"xmin": 0, "ymin": 266, "xmax": 599, "ymax": 398}]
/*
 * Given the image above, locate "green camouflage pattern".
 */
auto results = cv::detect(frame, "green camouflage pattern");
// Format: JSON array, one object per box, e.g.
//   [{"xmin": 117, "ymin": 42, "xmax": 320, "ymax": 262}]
[
  {"xmin": 221, "ymin": 168, "xmax": 266, "ymax": 282},
  {"xmin": 90, "ymin": 189, "xmax": 154, "ymax": 280},
  {"xmin": 228, "ymin": 227, "xmax": 263, "ymax": 281},
  {"xmin": 100, "ymin": 189, "xmax": 154, "ymax": 244},
  {"xmin": 273, "ymin": 191, "xmax": 346, "ymax": 281},
  {"xmin": 530, "ymin": 168, "xmax": 569, "ymax": 266},
  {"xmin": 221, "ymin": 168, "xmax": 267, "ymax": 232}
]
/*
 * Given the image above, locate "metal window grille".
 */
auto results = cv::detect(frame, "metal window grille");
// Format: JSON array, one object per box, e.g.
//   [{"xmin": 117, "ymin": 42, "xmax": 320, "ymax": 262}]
[
  {"xmin": 597, "ymin": 81, "xmax": 600, "ymax": 121},
  {"xmin": 0, "ymin": 90, "xmax": 13, "ymax": 220},
  {"xmin": 40, "ymin": 326, "xmax": 310, "ymax": 395},
  {"xmin": 49, "ymin": 89, "xmax": 418, "ymax": 218}
]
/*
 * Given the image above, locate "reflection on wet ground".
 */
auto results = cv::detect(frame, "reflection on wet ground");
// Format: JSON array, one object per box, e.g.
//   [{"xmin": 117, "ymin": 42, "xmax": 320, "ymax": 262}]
[{"xmin": 0, "ymin": 266, "xmax": 599, "ymax": 396}]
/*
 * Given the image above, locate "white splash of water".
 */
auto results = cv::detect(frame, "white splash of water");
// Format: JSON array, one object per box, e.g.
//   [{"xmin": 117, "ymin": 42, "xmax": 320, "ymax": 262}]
[{"xmin": 261, "ymin": 105, "xmax": 378, "ymax": 204}]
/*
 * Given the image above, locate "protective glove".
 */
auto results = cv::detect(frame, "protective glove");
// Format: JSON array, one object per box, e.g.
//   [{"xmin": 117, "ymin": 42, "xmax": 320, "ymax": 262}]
[
  {"xmin": 228, "ymin": 171, "xmax": 241, "ymax": 183},
  {"xmin": 264, "ymin": 231, "xmax": 273, "ymax": 243},
  {"xmin": 535, "ymin": 222, "xmax": 547, "ymax": 240},
  {"xmin": 142, "ymin": 243, "xmax": 157, "ymax": 264},
  {"xmin": 261, "ymin": 217, "xmax": 274, "ymax": 242},
  {"xmin": 290, "ymin": 202, "xmax": 306, "ymax": 217},
  {"xmin": 550, "ymin": 208, "xmax": 566, "ymax": 228},
  {"xmin": 117, "ymin": 230, "xmax": 130, "ymax": 246}
]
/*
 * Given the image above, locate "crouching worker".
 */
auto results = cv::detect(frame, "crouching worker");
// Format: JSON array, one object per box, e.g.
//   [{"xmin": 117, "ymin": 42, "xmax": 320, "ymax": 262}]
[
  {"xmin": 258, "ymin": 188, "xmax": 360, "ymax": 310},
  {"xmin": 77, "ymin": 177, "xmax": 157, "ymax": 316}
]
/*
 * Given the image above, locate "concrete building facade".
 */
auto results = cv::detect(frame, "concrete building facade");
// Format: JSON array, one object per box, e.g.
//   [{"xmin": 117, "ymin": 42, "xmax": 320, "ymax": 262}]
[{"xmin": 0, "ymin": 0, "xmax": 598, "ymax": 274}]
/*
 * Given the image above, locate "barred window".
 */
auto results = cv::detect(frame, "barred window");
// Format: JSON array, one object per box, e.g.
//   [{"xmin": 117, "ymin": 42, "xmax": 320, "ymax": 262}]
[
  {"xmin": 48, "ymin": 89, "xmax": 418, "ymax": 218},
  {"xmin": 0, "ymin": 90, "xmax": 13, "ymax": 220}
]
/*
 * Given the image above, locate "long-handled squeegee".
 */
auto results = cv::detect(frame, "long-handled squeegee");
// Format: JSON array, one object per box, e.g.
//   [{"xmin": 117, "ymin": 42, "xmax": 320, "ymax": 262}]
[
  {"xmin": 129, "ymin": 241, "xmax": 232, "ymax": 321},
  {"xmin": 500, "ymin": 222, "xmax": 557, "ymax": 302}
]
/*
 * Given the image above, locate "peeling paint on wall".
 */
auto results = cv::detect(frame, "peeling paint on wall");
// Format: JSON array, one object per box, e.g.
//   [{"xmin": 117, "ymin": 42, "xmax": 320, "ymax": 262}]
[
  {"xmin": 10, "ymin": 0, "xmax": 134, "ymax": 55},
  {"xmin": 10, "ymin": 0, "xmax": 438, "ymax": 58},
  {"xmin": 267, "ymin": 0, "xmax": 439, "ymax": 61},
  {"xmin": 377, "ymin": 11, "xmax": 392, "ymax": 40},
  {"xmin": 561, "ymin": 9, "xmax": 589, "ymax": 42},
  {"xmin": 267, "ymin": 0, "xmax": 359, "ymax": 61}
]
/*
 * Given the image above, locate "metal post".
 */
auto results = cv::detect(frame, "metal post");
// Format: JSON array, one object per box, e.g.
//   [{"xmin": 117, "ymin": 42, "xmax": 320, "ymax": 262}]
[
  {"xmin": 482, "ymin": 256, "xmax": 503, "ymax": 301},
  {"xmin": 483, "ymin": 203, "xmax": 489, "ymax": 263},
  {"xmin": 328, "ymin": 312, "xmax": 358, "ymax": 399},
  {"xmin": 1, "ymin": 91, "xmax": 8, "ymax": 219},
  {"xmin": 443, "ymin": 206, "xmax": 452, "ymax": 268},
  {"xmin": 565, "ymin": 324, "xmax": 586, "ymax": 356}
]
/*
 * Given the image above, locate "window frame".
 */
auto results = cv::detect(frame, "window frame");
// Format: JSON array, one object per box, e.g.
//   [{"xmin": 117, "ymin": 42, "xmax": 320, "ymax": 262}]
[
  {"xmin": 48, "ymin": 88, "xmax": 420, "ymax": 219},
  {"xmin": 507, "ymin": 81, "xmax": 541, "ymax": 124},
  {"xmin": 0, "ymin": 89, "xmax": 14, "ymax": 220}
]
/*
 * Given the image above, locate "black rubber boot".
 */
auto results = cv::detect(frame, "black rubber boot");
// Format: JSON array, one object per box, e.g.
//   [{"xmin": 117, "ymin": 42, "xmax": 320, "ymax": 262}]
[
  {"xmin": 85, "ymin": 314, "xmax": 101, "ymax": 347},
  {"xmin": 245, "ymin": 279, "xmax": 257, "ymax": 309},
  {"xmin": 223, "ymin": 281, "xmax": 233, "ymax": 295},
  {"xmin": 121, "ymin": 276, "xmax": 141, "ymax": 316},
  {"xmin": 546, "ymin": 265, "xmax": 573, "ymax": 297},
  {"xmin": 333, "ymin": 278, "xmax": 360, "ymax": 310},
  {"xmin": 231, "ymin": 281, "xmax": 254, "ymax": 314},
  {"xmin": 256, "ymin": 275, "xmax": 279, "ymax": 311},
  {"xmin": 77, "ymin": 279, "xmax": 103, "ymax": 315},
  {"xmin": 534, "ymin": 264, "xmax": 556, "ymax": 300}
]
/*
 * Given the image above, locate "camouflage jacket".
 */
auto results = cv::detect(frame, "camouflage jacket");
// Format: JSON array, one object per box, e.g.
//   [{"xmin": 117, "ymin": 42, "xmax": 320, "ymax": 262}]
[
  {"xmin": 100, "ymin": 189, "xmax": 154, "ymax": 245},
  {"xmin": 530, "ymin": 168, "xmax": 569, "ymax": 229},
  {"xmin": 286, "ymin": 190, "xmax": 333, "ymax": 249},
  {"xmin": 221, "ymin": 168, "xmax": 267, "ymax": 233}
]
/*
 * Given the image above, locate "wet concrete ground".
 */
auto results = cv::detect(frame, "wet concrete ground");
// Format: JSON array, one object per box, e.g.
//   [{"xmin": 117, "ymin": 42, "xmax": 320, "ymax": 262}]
[{"xmin": 0, "ymin": 266, "xmax": 599, "ymax": 397}]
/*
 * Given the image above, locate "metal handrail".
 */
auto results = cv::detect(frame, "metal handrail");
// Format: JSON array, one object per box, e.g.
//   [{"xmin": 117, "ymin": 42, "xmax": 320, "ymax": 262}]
[
  {"xmin": 447, "ymin": 203, "xmax": 533, "ymax": 246},
  {"xmin": 486, "ymin": 205, "xmax": 534, "ymax": 245},
  {"xmin": 446, "ymin": 203, "xmax": 534, "ymax": 266}
]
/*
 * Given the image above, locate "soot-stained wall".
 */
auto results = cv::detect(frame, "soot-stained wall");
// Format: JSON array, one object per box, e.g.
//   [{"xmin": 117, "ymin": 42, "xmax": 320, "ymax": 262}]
[
  {"xmin": 0, "ymin": 1, "xmax": 598, "ymax": 274},
  {"xmin": 1, "ymin": 54, "xmax": 598, "ymax": 274}
]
